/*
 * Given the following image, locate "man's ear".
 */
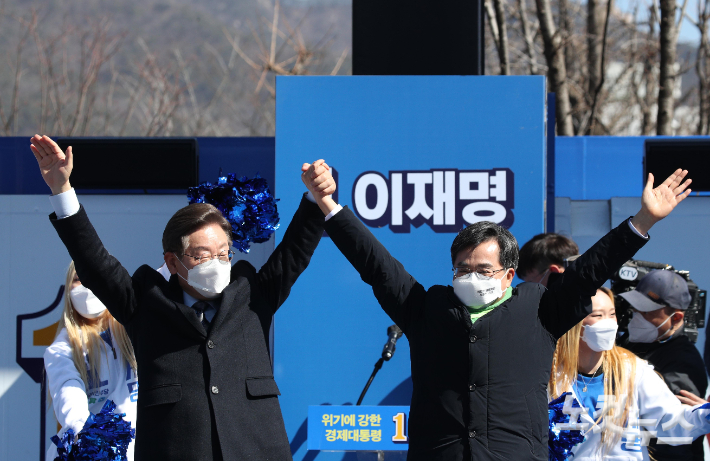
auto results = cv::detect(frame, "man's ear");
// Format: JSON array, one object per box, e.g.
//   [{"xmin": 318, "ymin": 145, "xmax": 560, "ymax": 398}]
[
  {"xmin": 502, "ymin": 268, "xmax": 515, "ymax": 289},
  {"xmin": 164, "ymin": 252, "xmax": 179, "ymax": 275},
  {"xmin": 549, "ymin": 264, "xmax": 563, "ymax": 274},
  {"xmin": 672, "ymin": 310, "xmax": 685, "ymax": 325}
]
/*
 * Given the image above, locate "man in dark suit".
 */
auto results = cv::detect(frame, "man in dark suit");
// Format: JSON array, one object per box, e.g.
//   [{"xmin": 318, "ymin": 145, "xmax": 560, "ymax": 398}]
[{"xmin": 31, "ymin": 134, "xmax": 336, "ymax": 461}]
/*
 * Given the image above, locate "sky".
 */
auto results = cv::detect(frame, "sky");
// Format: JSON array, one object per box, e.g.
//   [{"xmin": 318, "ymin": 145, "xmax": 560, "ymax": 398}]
[
  {"xmin": 292, "ymin": 0, "xmax": 706, "ymax": 45},
  {"xmin": 613, "ymin": 0, "xmax": 702, "ymax": 44}
]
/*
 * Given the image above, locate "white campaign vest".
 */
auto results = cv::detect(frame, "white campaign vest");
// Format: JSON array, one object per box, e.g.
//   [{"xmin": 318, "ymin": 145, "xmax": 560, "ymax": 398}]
[
  {"xmin": 550, "ymin": 357, "xmax": 710, "ymax": 461},
  {"xmin": 44, "ymin": 327, "xmax": 138, "ymax": 461}
]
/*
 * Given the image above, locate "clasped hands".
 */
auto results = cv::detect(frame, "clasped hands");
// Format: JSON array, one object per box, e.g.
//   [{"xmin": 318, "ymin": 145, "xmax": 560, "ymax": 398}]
[{"xmin": 301, "ymin": 160, "xmax": 337, "ymax": 215}]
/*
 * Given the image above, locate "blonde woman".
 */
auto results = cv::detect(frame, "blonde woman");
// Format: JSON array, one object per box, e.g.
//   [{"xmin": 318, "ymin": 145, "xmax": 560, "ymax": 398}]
[
  {"xmin": 549, "ymin": 287, "xmax": 710, "ymax": 460},
  {"xmin": 44, "ymin": 261, "xmax": 138, "ymax": 461}
]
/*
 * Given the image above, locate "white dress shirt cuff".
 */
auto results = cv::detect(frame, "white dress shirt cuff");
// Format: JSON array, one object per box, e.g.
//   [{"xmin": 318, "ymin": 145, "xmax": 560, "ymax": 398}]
[
  {"xmin": 305, "ymin": 191, "xmax": 341, "ymax": 221},
  {"xmin": 628, "ymin": 219, "xmax": 649, "ymax": 239},
  {"xmin": 49, "ymin": 188, "xmax": 81, "ymax": 219},
  {"xmin": 325, "ymin": 205, "xmax": 343, "ymax": 221}
]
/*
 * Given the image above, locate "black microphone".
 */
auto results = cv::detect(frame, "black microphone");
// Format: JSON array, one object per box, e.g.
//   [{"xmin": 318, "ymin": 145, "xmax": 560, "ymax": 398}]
[{"xmin": 381, "ymin": 325, "xmax": 403, "ymax": 361}]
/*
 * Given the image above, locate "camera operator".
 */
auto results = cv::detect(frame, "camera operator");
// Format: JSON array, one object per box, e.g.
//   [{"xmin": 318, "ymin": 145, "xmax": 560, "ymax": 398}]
[
  {"xmin": 618, "ymin": 269, "xmax": 708, "ymax": 461},
  {"xmin": 518, "ymin": 233, "xmax": 579, "ymax": 286}
]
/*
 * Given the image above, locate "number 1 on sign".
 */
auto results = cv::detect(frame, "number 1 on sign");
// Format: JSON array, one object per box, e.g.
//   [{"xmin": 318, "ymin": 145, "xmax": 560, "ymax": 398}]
[{"xmin": 392, "ymin": 412, "xmax": 408, "ymax": 442}]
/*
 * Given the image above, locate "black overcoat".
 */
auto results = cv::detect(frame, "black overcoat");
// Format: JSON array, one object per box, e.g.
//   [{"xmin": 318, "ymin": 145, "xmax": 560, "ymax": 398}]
[
  {"xmin": 51, "ymin": 196, "xmax": 324, "ymax": 461},
  {"xmin": 323, "ymin": 207, "xmax": 648, "ymax": 461}
]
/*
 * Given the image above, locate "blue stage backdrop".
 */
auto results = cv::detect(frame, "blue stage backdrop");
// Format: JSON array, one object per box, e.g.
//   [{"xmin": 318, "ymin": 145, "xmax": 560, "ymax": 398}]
[
  {"xmin": 274, "ymin": 76, "xmax": 547, "ymax": 460},
  {"xmin": 554, "ymin": 136, "xmax": 710, "ymax": 200}
]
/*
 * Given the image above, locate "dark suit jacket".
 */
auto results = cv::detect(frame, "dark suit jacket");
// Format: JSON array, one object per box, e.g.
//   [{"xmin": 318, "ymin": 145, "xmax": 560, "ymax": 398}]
[{"xmin": 51, "ymin": 196, "xmax": 324, "ymax": 461}]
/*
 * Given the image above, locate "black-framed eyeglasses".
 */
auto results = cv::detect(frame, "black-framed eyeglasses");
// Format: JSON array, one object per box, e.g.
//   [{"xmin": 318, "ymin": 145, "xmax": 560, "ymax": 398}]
[
  {"xmin": 452, "ymin": 267, "xmax": 505, "ymax": 279},
  {"xmin": 181, "ymin": 250, "xmax": 235, "ymax": 265}
]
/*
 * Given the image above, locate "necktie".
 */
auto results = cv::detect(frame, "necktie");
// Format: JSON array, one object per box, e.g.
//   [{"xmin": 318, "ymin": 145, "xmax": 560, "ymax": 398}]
[{"xmin": 192, "ymin": 301, "xmax": 211, "ymax": 330}]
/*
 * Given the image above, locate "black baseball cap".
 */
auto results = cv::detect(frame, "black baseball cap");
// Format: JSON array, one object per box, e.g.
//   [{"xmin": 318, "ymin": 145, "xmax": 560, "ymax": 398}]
[{"xmin": 619, "ymin": 269, "xmax": 691, "ymax": 312}]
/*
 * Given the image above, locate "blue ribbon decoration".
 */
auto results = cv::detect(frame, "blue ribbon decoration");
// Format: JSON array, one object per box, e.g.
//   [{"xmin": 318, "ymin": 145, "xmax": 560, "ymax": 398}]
[
  {"xmin": 187, "ymin": 170, "xmax": 280, "ymax": 254},
  {"xmin": 692, "ymin": 402, "xmax": 710, "ymax": 421},
  {"xmin": 51, "ymin": 400, "xmax": 135, "ymax": 461},
  {"xmin": 549, "ymin": 392, "xmax": 585, "ymax": 461}
]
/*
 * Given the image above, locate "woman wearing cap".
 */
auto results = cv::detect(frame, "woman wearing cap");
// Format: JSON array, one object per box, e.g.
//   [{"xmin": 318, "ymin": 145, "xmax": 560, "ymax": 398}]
[
  {"xmin": 44, "ymin": 261, "xmax": 138, "ymax": 461},
  {"xmin": 548, "ymin": 287, "xmax": 710, "ymax": 460}
]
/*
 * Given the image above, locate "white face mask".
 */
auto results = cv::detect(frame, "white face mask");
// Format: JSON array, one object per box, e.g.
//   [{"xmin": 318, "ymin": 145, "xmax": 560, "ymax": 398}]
[
  {"xmin": 580, "ymin": 318, "xmax": 618, "ymax": 351},
  {"xmin": 70, "ymin": 285, "xmax": 107, "ymax": 319},
  {"xmin": 627, "ymin": 312, "xmax": 672, "ymax": 343},
  {"xmin": 176, "ymin": 255, "xmax": 231, "ymax": 299},
  {"xmin": 452, "ymin": 271, "xmax": 505, "ymax": 307}
]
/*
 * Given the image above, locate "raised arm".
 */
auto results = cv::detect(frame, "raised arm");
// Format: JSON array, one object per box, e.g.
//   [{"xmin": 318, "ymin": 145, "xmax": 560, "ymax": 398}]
[
  {"xmin": 306, "ymin": 167, "xmax": 425, "ymax": 334},
  {"xmin": 31, "ymin": 135, "xmax": 137, "ymax": 324},
  {"xmin": 539, "ymin": 169, "xmax": 692, "ymax": 338},
  {"xmin": 253, "ymin": 160, "xmax": 335, "ymax": 312},
  {"xmin": 322, "ymin": 206, "xmax": 425, "ymax": 334}
]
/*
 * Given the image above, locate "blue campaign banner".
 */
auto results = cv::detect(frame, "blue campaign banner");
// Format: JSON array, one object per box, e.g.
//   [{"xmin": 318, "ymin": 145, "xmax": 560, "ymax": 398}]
[
  {"xmin": 274, "ymin": 76, "xmax": 546, "ymax": 460},
  {"xmin": 308, "ymin": 406, "xmax": 410, "ymax": 451}
]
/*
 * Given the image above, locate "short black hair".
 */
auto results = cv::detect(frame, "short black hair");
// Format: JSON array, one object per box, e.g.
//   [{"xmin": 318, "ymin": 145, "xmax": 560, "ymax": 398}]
[
  {"xmin": 162, "ymin": 203, "xmax": 232, "ymax": 254},
  {"xmin": 517, "ymin": 233, "xmax": 578, "ymax": 277},
  {"xmin": 450, "ymin": 221, "xmax": 519, "ymax": 269}
]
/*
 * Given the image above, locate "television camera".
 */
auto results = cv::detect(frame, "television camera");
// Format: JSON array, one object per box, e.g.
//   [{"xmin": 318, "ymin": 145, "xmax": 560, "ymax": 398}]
[{"xmin": 610, "ymin": 259, "xmax": 707, "ymax": 343}]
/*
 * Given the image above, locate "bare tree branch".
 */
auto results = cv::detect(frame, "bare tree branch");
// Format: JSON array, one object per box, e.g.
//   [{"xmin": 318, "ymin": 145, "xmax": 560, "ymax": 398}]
[
  {"xmin": 657, "ymin": 0, "xmax": 678, "ymax": 134},
  {"xmin": 585, "ymin": 0, "xmax": 614, "ymax": 134},
  {"xmin": 534, "ymin": 0, "xmax": 575, "ymax": 134}
]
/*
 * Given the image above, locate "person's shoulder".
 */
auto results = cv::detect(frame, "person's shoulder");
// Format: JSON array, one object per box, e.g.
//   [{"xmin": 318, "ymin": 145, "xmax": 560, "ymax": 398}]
[
  {"xmin": 131, "ymin": 265, "xmax": 176, "ymax": 297},
  {"xmin": 514, "ymin": 281, "xmax": 546, "ymax": 299},
  {"xmin": 428, "ymin": 284, "xmax": 449, "ymax": 295},
  {"xmin": 134, "ymin": 264, "xmax": 182, "ymax": 289},
  {"xmin": 134, "ymin": 264, "xmax": 164, "ymax": 279},
  {"xmin": 515, "ymin": 281, "xmax": 544, "ymax": 291},
  {"xmin": 612, "ymin": 347, "xmax": 651, "ymax": 373},
  {"xmin": 50, "ymin": 327, "xmax": 70, "ymax": 345},
  {"xmin": 45, "ymin": 328, "xmax": 72, "ymax": 358},
  {"xmin": 233, "ymin": 259, "xmax": 257, "ymax": 278},
  {"xmin": 668, "ymin": 334, "xmax": 702, "ymax": 353},
  {"xmin": 627, "ymin": 353, "xmax": 672, "ymax": 391},
  {"xmin": 425, "ymin": 285, "xmax": 459, "ymax": 307},
  {"xmin": 632, "ymin": 354, "xmax": 654, "ymax": 370},
  {"xmin": 654, "ymin": 335, "xmax": 704, "ymax": 367},
  {"xmin": 668, "ymin": 337, "xmax": 706, "ymax": 373}
]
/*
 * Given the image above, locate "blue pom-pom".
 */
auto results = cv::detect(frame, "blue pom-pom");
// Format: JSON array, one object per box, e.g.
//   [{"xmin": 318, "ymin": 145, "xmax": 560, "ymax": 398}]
[
  {"xmin": 51, "ymin": 429, "xmax": 77, "ymax": 460},
  {"xmin": 548, "ymin": 392, "xmax": 585, "ymax": 461},
  {"xmin": 187, "ymin": 171, "xmax": 280, "ymax": 254},
  {"xmin": 52, "ymin": 400, "xmax": 135, "ymax": 461}
]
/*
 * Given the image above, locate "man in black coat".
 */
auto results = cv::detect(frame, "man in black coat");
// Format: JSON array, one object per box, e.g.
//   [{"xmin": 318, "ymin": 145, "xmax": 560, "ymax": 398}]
[
  {"xmin": 306, "ymin": 167, "xmax": 692, "ymax": 461},
  {"xmin": 31, "ymin": 135, "xmax": 336, "ymax": 461}
]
